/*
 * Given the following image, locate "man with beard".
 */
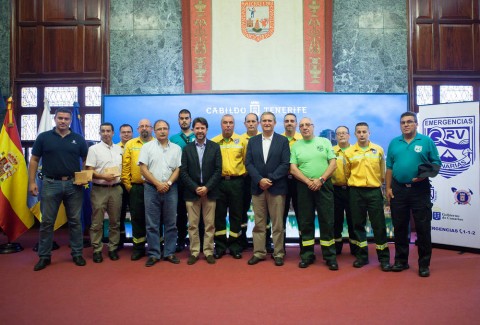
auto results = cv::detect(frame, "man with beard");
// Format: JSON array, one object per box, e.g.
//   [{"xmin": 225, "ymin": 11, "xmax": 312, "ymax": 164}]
[
  {"xmin": 86, "ymin": 122, "xmax": 123, "ymax": 262},
  {"xmin": 121, "ymin": 119, "xmax": 153, "ymax": 261},
  {"xmin": 180, "ymin": 117, "xmax": 222, "ymax": 265},
  {"xmin": 170, "ymin": 109, "xmax": 196, "ymax": 252}
]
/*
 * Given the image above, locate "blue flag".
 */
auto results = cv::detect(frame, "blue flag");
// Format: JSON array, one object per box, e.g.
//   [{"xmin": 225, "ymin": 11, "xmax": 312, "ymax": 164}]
[{"xmin": 71, "ymin": 102, "xmax": 92, "ymax": 233}]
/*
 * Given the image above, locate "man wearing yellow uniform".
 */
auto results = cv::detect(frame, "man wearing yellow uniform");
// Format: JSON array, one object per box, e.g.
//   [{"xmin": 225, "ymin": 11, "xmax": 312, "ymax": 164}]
[
  {"xmin": 240, "ymin": 113, "xmax": 260, "ymax": 251},
  {"xmin": 121, "ymin": 119, "xmax": 153, "ymax": 261},
  {"xmin": 211, "ymin": 114, "xmax": 247, "ymax": 259},
  {"xmin": 116, "ymin": 124, "xmax": 133, "ymax": 249},
  {"xmin": 344, "ymin": 122, "xmax": 391, "ymax": 272},
  {"xmin": 281, "ymin": 113, "xmax": 302, "ymax": 246},
  {"xmin": 331, "ymin": 126, "xmax": 356, "ymax": 255}
]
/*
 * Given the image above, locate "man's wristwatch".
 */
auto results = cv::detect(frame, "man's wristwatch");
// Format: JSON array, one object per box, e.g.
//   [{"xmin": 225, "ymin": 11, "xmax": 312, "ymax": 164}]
[
  {"xmin": 319, "ymin": 177, "xmax": 325, "ymax": 184},
  {"xmin": 167, "ymin": 180, "xmax": 172, "ymax": 186}
]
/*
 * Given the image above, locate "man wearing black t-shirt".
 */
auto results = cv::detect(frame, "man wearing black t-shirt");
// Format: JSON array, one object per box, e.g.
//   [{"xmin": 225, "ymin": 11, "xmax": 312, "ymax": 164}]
[{"xmin": 29, "ymin": 107, "xmax": 89, "ymax": 271}]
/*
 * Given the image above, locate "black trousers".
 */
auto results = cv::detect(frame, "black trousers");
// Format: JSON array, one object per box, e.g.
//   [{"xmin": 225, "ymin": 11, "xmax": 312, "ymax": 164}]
[{"xmin": 391, "ymin": 179, "xmax": 432, "ymax": 267}]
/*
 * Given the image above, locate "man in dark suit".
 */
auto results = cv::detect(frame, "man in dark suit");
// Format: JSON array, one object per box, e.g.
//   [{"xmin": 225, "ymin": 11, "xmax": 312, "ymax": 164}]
[
  {"xmin": 245, "ymin": 112, "xmax": 290, "ymax": 266},
  {"xmin": 180, "ymin": 117, "xmax": 222, "ymax": 265}
]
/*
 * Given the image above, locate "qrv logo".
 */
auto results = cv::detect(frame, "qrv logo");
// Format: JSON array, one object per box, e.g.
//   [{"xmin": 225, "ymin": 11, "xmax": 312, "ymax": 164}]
[{"xmin": 423, "ymin": 116, "xmax": 476, "ymax": 179}]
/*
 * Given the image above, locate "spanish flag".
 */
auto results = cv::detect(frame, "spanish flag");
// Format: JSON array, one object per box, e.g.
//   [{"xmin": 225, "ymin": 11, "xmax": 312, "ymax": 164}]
[{"xmin": 0, "ymin": 97, "xmax": 34, "ymax": 241}]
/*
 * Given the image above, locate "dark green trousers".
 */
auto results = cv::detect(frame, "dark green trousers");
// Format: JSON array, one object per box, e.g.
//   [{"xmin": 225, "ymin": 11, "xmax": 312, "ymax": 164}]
[
  {"xmin": 215, "ymin": 177, "xmax": 244, "ymax": 254},
  {"xmin": 296, "ymin": 179, "xmax": 336, "ymax": 262},
  {"xmin": 349, "ymin": 187, "xmax": 390, "ymax": 263}
]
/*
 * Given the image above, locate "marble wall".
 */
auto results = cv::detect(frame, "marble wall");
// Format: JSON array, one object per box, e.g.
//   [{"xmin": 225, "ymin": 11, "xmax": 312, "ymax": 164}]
[
  {"xmin": 0, "ymin": 0, "xmax": 408, "ymax": 97},
  {"xmin": 333, "ymin": 0, "xmax": 407, "ymax": 93}
]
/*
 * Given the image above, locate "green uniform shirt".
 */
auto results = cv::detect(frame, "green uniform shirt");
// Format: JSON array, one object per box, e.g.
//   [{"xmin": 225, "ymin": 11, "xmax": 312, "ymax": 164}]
[
  {"xmin": 386, "ymin": 132, "xmax": 441, "ymax": 183},
  {"xmin": 290, "ymin": 137, "xmax": 335, "ymax": 179}
]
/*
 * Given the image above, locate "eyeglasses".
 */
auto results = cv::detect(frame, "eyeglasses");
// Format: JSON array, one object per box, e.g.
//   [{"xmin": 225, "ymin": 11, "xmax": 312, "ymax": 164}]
[
  {"xmin": 299, "ymin": 123, "xmax": 314, "ymax": 128},
  {"xmin": 400, "ymin": 120, "xmax": 416, "ymax": 125},
  {"xmin": 336, "ymin": 132, "xmax": 348, "ymax": 135}
]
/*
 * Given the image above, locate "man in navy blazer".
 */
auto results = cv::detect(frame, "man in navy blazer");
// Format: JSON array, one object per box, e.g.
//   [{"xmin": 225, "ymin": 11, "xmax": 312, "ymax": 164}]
[
  {"xmin": 245, "ymin": 112, "xmax": 290, "ymax": 266},
  {"xmin": 180, "ymin": 117, "xmax": 222, "ymax": 265}
]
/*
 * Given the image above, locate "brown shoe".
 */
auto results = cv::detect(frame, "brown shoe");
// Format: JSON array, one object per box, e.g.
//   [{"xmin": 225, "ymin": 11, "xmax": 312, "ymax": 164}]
[
  {"xmin": 206, "ymin": 255, "xmax": 216, "ymax": 264},
  {"xmin": 187, "ymin": 255, "xmax": 199, "ymax": 265},
  {"xmin": 163, "ymin": 254, "xmax": 180, "ymax": 264}
]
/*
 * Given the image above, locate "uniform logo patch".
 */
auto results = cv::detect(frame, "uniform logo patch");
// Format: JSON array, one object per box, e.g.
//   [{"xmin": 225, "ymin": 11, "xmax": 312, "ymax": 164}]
[
  {"xmin": 414, "ymin": 145, "xmax": 422, "ymax": 153},
  {"xmin": 241, "ymin": 1, "xmax": 274, "ymax": 42},
  {"xmin": 423, "ymin": 116, "xmax": 476, "ymax": 179}
]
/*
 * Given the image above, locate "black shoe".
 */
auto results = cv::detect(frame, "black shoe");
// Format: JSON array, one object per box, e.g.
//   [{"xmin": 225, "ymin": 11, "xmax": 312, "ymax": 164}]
[
  {"xmin": 33, "ymin": 258, "xmax": 51, "ymax": 271},
  {"xmin": 214, "ymin": 250, "xmax": 226, "ymax": 259},
  {"xmin": 274, "ymin": 257, "xmax": 284, "ymax": 267},
  {"xmin": 175, "ymin": 242, "xmax": 186, "ymax": 253},
  {"xmin": 353, "ymin": 259, "xmax": 369, "ymax": 268},
  {"xmin": 93, "ymin": 252, "xmax": 103, "ymax": 263},
  {"xmin": 145, "ymin": 257, "xmax": 159, "ymax": 267},
  {"xmin": 187, "ymin": 255, "xmax": 199, "ymax": 265},
  {"xmin": 231, "ymin": 251, "xmax": 242, "ymax": 259},
  {"xmin": 108, "ymin": 250, "xmax": 119, "ymax": 261},
  {"xmin": 392, "ymin": 262, "xmax": 410, "ymax": 272},
  {"xmin": 248, "ymin": 256, "xmax": 263, "ymax": 265},
  {"xmin": 163, "ymin": 254, "xmax": 180, "ymax": 264},
  {"xmin": 73, "ymin": 256, "xmax": 86, "ymax": 266},
  {"xmin": 206, "ymin": 255, "xmax": 216, "ymax": 264},
  {"xmin": 298, "ymin": 259, "xmax": 314, "ymax": 268},
  {"xmin": 131, "ymin": 250, "xmax": 145, "ymax": 261},
  {"xmin": 380, "ymin": 262, "xmax": 392, "ymax": 272},
  {"xmin": 327, "ymin": 260, "xmax": 339, "ymax": 271},
  {"xmin": 419, "ymin": 266, "xmax": 430, "ymax": 277}
]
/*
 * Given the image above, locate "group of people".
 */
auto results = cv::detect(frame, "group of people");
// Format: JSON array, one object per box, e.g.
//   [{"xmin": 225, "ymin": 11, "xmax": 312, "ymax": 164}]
[{"xmin": 28, "ymin": 107, "xmax": 440, "ymax": 278}]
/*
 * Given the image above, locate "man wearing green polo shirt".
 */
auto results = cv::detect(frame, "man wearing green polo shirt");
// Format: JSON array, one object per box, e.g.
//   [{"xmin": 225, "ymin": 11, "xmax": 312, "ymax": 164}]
[
  {"xmin": 290, "ymin": 117, "xmax": 338, "ymax": 270},
  {"xmin": 386, "ymin": 112, "xmax": 441, "ymax": 277}
]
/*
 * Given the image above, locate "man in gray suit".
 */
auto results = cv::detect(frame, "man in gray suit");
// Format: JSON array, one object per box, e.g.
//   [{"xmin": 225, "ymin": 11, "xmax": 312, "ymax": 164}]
[
  {"xmin": 245, "ymin": 112, "xmax": 290, "ymax": 266},
  {"xmin": 180, "ymin": 117, "xmax": 222, "ymax": 265}
]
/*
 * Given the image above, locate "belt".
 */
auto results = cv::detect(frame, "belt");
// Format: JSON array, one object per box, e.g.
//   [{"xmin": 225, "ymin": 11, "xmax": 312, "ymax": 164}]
[
  {"xmin": 131, "ymin": 182, "xmax": 144, "ymax": 185},
  {"xmin": 334, "ymin": 185, "xmax": 348, "ymax": 190},
  {"xmin": 93, "ymin": 183, "xmax": 121, "ymax": 188},
  {"xmin": 45, "ymin": 175, "xmax": 73, "ymax": 181},
  {"xmin": 221, "ymin": 175, "xmax": 243, "ymax": 180},
  {"xmin": 393, "ymin": 178, "xmax": 427, "ymax": 188}
]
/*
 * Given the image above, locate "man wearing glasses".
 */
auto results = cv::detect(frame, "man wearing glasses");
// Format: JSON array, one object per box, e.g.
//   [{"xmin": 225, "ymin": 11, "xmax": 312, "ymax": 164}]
[
  {"xmin": 331, "ymin": 126, "xmax": 356, "ymax": 256},
  {"xmin": 386, "ymin": 112, "xmax": 441, "ymax": 277},
  {"xmin": 290, "ymin": 117, "xmax": 338, "ymax": 270},
  {"xmin": 121, "ymin": 119, "xmax": 153, "ymax": 261}
]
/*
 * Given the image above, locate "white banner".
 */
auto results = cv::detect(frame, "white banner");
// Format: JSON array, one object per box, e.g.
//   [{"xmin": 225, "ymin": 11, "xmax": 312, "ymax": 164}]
[{"xmin": 419, "ymin": 102, "xmax": 480, "ymax": 249}]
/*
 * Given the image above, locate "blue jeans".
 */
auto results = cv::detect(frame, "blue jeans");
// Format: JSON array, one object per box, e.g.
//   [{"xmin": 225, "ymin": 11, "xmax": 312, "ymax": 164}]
[
  {"xmin": 39, "ymin": 178, "xmax": 84, "ymax": 258},
  {"xmin": 144, "ymin": 183, "xmax": 178, "ymax": 258}
]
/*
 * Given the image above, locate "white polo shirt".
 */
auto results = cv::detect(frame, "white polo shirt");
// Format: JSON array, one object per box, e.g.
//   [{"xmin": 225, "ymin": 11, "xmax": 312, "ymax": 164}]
[
  {"xmin": 86, "ymin": 141, "xmax": 123, "ymax": 185},
  {"xmin": 138, "ymin": 140, "xmax": 182, "ymax": 183}
]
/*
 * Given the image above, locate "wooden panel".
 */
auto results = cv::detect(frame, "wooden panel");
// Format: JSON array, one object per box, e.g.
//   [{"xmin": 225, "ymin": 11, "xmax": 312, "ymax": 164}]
[
  {"xmin": 475, "ymin": 24, "xmax": 480, "ymax": 70},
  {"xmin": 438, "ymin": 0, "xmax": 474, "ymax": 19},
  {"xmin": 43, "ymin": 0, "xmax": 78, "ymax": 21},
  {"xmin": 18, "ymin": 0, "xmax": 37, "ymax": 22},
  {"xmin": 84, "ymin": 0, "xmax": 102, "ymax": 21},
  {"xmin": 439, "ymin": 25, "xmax": 474, "ymax": 70},
  {"xmin": 17, "ymin": 27, "xmax": 41, "ymax": 75},
  {"xmin": 84, "ymin": 26, "xmax": 101, "ymax": 73},
  {"xmin": 43, "ymin": 26, "xmax": 79, "ymax": 73},
  {"xmin": 416, "ymin": 0, "xmax": 433, "ymax": 19},
  {"xmin": 416, "ymin": 24, "xmax": 435, "ymax": 71}
]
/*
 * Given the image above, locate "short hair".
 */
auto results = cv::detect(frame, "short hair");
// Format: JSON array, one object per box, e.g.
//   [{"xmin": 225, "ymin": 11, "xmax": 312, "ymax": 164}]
[
  {"xmin": 119, "ymin": 124, "xmax": 133, "ymax": 132},
  {"xmin": 335, "ymin": 125, "xmax": 349, "ymax": 134},
  {"xmin": 400, "ymin": 111, "xmax": 418, "ymax": 123},
  {"xmin": 178, "ymin": 109, "xmax": 191, "ymax": 117},
  {"xmin": 284, "ymin": 113, "xmax": 297, "ymax": 121},
  {"xmin": 54, "ymin": 107, "xmax": 72, "ymax": 117},
  {"xmin": 244, "ymin": 113, "xmax": 258, "ymax": 122},
  {"xmin": 355, "ymin": 122, "xmax": 369, "ymax": 129},
  {"xmin": 100, "ymin": 122, "xmax": 114, "ymax": 131},
  {"xmin": 261, "ymin": 111, "xmax": 276, "ymax": 122},
  {"xmin": 221, "ymin": 114, "xmax": 234, "ymax": 122},
  {"xmin": 153, "ymin": 119, "xmax": 170, "ymax": 130},
  {"xmin": 192, "ymin": 117, "xmax": 208, "ymax": 129}
]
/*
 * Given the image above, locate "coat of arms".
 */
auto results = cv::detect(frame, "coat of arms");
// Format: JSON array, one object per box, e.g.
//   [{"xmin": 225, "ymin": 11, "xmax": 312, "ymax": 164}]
[{"xmin": 241, "ymin": 1, "xmax": 275, "ymax": 42}]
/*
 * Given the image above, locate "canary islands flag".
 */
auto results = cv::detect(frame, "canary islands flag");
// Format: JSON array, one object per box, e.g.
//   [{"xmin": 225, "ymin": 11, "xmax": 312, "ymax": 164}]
[{"xmin": 0, "ymin": 97, "xmax": 34, "ymax": 241}]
